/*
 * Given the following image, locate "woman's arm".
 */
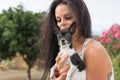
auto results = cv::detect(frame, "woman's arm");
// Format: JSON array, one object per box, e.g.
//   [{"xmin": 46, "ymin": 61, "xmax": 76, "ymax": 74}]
[{"xmin": 85, "ymin": 40, "xmax": 113, "ymax": 80}]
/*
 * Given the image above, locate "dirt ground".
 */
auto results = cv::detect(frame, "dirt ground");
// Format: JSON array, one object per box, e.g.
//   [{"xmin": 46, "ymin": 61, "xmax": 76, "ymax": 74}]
[
  {"xmin": 0, "ymin": 53, "xmax": 44, "ymax": 80},
  {"xmin": 0, "ymin": 70, "xmax": 40, "ymax": 80}
]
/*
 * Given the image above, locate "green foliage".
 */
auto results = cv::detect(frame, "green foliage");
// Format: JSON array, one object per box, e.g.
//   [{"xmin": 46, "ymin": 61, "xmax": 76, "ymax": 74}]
[
  {"xmin": 112, "ymin": 55, "xmax": 120, "ymax": 80},
  {"xmin": 0, "ymin": 4, "xmax": 45, "ymax": 80},
  {"xmin": 0, "ymin": 13, "xmax": 17, "ymax": 59}
]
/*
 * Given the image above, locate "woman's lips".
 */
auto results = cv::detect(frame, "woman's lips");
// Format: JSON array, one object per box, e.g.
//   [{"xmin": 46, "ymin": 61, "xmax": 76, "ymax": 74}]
[{"xmin": 61, "ymin": 27, "xmax": 68, "ymax": 30}]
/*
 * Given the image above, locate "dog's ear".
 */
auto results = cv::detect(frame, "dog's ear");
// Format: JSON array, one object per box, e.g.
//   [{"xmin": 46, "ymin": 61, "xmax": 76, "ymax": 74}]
[
  {"xmin": 69, "ymin": 22, "xmax": 76, "ymax": 34},
  {"xmin": 53, "ymin": 25, "xmax": 60, "ymax": 34}
]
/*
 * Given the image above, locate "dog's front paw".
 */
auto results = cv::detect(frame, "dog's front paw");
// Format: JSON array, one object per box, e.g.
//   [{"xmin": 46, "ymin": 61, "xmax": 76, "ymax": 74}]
[
  {"xmin": 50, "ymin": 68, "xmax": 54, "ymax": 80},
  {"xmin": 50, "ymin": 73, "xmax": 53, "ymax": 78},
  {"xmin": 50, "ymin": 72, "xmax": 54, "ymax": 80}
]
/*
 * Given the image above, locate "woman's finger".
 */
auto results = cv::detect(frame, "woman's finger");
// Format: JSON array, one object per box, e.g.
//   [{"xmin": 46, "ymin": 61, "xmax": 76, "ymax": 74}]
[
  {"xmin": 58, "ymin": 54, "xmax": 69, "ymax": 70},
  {"xmin": 56, "ymin": 52, "xmax": 62, "ymax": 64},
  {"xmin": 59, "ymin": 64, "xmax": 70, "ymax": 74},
  {"xmin": 57, "ymin": 72, "xmax": 67, "ymax": 80},
  {"xmin": 52, "ymin": 72, "xmax": 67, "ymax": 80}
]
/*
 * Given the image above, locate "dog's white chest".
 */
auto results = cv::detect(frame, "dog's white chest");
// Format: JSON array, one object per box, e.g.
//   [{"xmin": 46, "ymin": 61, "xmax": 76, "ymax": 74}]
[
  {"xmin": 60, "ymin": 47, "xmax": 86, "ymax": 80},
  {"xmin": 60, "ymin": 47, "xmax": 75, "ymax": 56},
  {"xmin": 60, "ymin": 47, "xmax": 75, "ymax": 66}
]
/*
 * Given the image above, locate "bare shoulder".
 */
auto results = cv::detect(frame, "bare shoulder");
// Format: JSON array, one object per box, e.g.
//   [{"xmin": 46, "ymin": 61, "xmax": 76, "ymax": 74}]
[
  {"xmin": 84, "ymin": 39, "xmax": 110, "ymax": 60},
  {"xmin": 84, "ymin": 39, "xmax": 113, "ymax": 78}
]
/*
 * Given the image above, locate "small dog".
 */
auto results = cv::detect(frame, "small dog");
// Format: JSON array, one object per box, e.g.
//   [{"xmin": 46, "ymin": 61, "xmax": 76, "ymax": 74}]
[{"xmin": 50, "ymin": 22, "xmax": 86, "ymax": 80}]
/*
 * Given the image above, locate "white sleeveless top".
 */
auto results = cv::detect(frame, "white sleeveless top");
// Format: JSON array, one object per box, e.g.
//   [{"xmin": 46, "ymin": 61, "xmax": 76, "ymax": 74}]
[{"xmin": 71, "ymin": 38, "xmax": 114, "ymax": 80}]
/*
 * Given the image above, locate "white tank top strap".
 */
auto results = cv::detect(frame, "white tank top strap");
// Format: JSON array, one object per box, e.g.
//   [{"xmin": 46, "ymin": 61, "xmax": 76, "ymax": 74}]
[
  {"xmin": 110, "ymin": 68, "xmax": 114, "ymax": 80},
  {"xmin": 78, "ymin": 38, "xmax": 92, "ymax": 60}
]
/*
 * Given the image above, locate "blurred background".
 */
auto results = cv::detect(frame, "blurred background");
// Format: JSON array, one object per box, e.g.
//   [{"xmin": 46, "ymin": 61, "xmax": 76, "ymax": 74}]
[{"xmin": 0, "ymin": 0, "xmax": 120, "ymax": 80}]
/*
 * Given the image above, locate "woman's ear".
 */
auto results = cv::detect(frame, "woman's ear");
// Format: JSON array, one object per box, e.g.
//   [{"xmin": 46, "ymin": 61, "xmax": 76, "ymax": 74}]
[{"xmin": 69, "ymin": 22, "xmax": 76, "ymax": 34}]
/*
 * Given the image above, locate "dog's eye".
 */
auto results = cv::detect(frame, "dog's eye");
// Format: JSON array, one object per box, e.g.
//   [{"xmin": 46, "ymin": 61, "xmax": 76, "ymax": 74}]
[
  {"xmin": 65, "ymin": 34, "xmax": 71, "ymax": 39},
  {"xmin": 57, "ymin": 34, "xmax": 62, "ymax": 39}
]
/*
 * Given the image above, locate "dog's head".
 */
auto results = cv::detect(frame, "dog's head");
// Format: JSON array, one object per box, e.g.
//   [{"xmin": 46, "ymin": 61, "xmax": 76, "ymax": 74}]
[{"xmin": 54, "ymin": 22, "xmax": 76, "ymax": 46}]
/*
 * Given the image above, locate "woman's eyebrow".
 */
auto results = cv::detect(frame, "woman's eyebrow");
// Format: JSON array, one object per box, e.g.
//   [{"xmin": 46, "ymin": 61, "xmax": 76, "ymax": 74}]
[{"xmin": 64, "ymin": 12, "xmax": 73, "ymax": 16}]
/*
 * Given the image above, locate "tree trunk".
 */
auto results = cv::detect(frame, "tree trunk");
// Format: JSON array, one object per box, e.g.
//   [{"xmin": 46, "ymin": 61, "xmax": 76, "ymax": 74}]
[{"xmin": 27, "ymin": 65, "xmax": 31, "ymax": 80}]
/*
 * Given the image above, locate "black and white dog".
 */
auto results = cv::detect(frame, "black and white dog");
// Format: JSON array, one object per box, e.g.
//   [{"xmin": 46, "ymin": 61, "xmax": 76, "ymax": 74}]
[{"xmin": 50, "ymin": 22, "xmax": 86, "ymax": 80}]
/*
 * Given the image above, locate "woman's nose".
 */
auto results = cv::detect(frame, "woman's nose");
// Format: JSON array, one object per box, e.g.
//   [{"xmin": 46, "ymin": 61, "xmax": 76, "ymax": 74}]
[{"xmin": 60, "ymin": 19, "xmax": 67, "ymax": 28}]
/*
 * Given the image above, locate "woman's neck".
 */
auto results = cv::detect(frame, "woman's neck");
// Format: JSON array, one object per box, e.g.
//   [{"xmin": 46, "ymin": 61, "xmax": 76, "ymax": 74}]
[{"xmin": 72, "ymin": 35, "xmax": 85, "ymax": 52}]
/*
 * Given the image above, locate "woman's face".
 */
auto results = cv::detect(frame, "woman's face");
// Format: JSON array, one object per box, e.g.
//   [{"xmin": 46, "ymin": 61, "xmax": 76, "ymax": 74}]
[{"xmin": 55, "ymin": 4, "xmax": 76, "ymax": 30}]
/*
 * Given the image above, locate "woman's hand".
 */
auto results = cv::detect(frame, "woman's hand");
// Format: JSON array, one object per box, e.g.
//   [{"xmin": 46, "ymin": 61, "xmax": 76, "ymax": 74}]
[
  {"xmin": 52, "ymin": 71, "xmax": 67, "ymax": 80},
  {"xmin": 56, "ymin": 52, "xmax": 70, "ymax": 72},
  {"xmin": 53, "ymin": 52, "xmax": 70, "ymax": 80}
]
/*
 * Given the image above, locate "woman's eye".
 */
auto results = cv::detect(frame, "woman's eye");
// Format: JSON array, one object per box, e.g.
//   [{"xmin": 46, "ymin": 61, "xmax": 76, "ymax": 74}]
[
  {"xmin": 65, "ymin": 16, "xmax": 72, "ymax": 20},
  {"xmin": 56, "ymin": 18, "xmax": 61, "ymax": 23}
]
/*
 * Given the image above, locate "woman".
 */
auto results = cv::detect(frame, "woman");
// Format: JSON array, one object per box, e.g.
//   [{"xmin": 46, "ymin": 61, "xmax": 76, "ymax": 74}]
[{"xmin": 40, "ymin": 0, "xmax": 114, "ymax": 80}]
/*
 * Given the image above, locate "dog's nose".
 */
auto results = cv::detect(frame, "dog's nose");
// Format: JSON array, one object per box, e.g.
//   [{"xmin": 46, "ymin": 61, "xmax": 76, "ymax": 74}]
[{"xmin": 61, "ymin": 40, "xmax": 65, "ymax": 43}]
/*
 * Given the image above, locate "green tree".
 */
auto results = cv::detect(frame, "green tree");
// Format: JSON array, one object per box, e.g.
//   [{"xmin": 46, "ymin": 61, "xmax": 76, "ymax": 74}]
[{"xmin": 0, "ymin": 5, "xmax": 44, "ymax": 80}]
